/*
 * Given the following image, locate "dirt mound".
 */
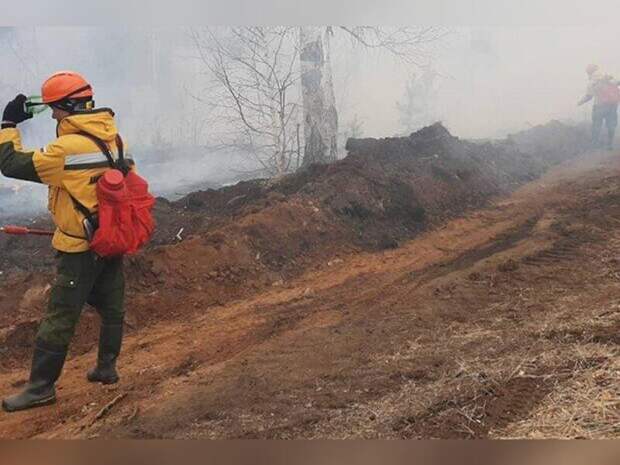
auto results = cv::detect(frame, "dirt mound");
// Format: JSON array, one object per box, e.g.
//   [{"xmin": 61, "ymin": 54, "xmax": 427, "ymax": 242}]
[
  {"xmin": 0, "ymin": 122, "xmax": 589, "ymax": 367},
  {"xmin": 167, "ymin": 122, "xmax": 587, "ymax": 251},
  {"xmin": 506, "ymin": 120, "xmax": 591, "ymax": 164},
  {"xmin": 0, "ymin": 121, "xmax": 587, "ymax": 274}
]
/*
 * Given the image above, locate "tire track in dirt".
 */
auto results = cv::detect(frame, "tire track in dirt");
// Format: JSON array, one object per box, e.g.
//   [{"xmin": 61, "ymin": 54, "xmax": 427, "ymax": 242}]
[
  {"xmin": 544, "ymin": 321, "xmax": 620, "ymax": 346},
  {"xmin": 391, "ymin": 353, "xmax": 611, "ymax": 439},
  {"xmin": 398, "ymin": 215, "xmax": 541, "ymax": 289},
  {"xmin": 125, "ymin": 223, "xmax": 593, "ymax": 438},
  {"xmin": 256, "ymin": 165, "xmax": 620, "ymax": 440},
  {"xmin": 384, "ymin": 227, "xmax": 612, "ymax": 438},
  {"xmin": 392, "ymin": 373, "xmax": 554, "ymax": 438},
  {"xmin": 100, "ymin": 169, "xmax": 620, "ymax": 439}
]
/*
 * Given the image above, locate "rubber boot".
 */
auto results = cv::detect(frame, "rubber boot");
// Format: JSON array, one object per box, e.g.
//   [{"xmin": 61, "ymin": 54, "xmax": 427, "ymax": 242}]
[
  {"xmin": 87, "ymin": 323, "xmax": 122, "ymax": 385},
  {"xmin": 2, "ymin": 340, "xmax": 67, "ymax": 412}
]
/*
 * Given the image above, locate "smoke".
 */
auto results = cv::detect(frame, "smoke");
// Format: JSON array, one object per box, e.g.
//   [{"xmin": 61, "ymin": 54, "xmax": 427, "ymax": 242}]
[
  {"xmin": 333, "ymin": 26, "xmax": 620, "ymax": 139},
  {"xmin": 0, "ymin": 27, "xmax": 263, "ymax": 217},
  {"xmin": 0, "ymin": 23, "xmax": 619, "ymax": 218}
]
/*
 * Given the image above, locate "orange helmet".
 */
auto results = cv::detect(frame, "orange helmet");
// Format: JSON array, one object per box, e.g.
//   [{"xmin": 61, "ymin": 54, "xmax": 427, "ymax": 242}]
[
  {"xmin": 586, "ymin": 64, "xmax": 599, "ymax": 75},
  {"xmin": 41, "ymin": 70, "xmax": 93, "ymax": 104}
]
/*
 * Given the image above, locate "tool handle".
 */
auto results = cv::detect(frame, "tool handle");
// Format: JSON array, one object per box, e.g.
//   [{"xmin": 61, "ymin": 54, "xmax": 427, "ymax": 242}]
[
  {"xmin": 27, "ymin": 228, "xmax": 55, "ymax": 236},
  {"xmin": 1, "ymin": 225, "xmax": 29, "ymax": 235},
  {"xmin": 0, "ymin": 225, "xmax": 54, "ymax": 236}
]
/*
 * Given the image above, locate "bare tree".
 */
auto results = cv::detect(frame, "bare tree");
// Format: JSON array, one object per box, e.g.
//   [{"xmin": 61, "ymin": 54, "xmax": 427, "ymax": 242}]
[
  {"xmin": 190, "ymin": 27, "xmax": 301, "ymax": 177},
  {"xmin": 299, "ymin": 27, "xmax": 338, "ymax": 167},
  {"xmin": 300, "ymin": 26, "xmax": 450, "ymax": 166},
  {"xmin": 190, "ymin": 26, "xmax": 449, "ymax": 176},
  {"xmin": 339, "ymin": 27, "xmax": 449, "ymax": 65}
]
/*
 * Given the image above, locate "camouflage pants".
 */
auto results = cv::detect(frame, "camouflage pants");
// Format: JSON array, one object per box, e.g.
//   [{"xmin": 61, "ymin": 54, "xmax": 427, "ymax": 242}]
[{"xmin": 37, "ymin": 251, "xmax": 125, "ymax": 348}]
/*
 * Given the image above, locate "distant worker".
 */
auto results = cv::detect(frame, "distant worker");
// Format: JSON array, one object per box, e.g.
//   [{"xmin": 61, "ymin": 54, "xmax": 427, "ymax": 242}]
[
  {"xmin": 0, "ymin": 72, "xmax": 133, "ymax": 412},
  {"xmin": 578, "ymin": 64, "xmax": 620, "ymax": 150}
]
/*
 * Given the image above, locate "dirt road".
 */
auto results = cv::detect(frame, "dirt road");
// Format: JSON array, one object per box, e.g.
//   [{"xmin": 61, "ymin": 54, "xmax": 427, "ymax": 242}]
[{"xmin": 0, "ymin": 148, "xmax": 619, "ymax": 439}]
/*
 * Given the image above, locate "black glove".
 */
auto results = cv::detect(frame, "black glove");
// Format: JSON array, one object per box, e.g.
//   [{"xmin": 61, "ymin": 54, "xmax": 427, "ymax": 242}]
[{"xmin": 2, "ymin": 94, "xmax": 32, "ymax": 128}]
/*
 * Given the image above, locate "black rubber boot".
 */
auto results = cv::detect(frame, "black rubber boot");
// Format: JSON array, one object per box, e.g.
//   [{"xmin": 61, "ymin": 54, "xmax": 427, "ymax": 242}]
[
  {"xmin": 87, "ymin": 323, "xmax": 122, "ymax": 385},
  {"xmin": 2, "ymin": 340, "xmax": 67, "ymax": 412}
]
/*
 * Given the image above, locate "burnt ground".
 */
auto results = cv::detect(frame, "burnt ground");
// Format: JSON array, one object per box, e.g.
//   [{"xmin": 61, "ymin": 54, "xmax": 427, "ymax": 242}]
[{"xmin": 0, "ymin": 122, "xmax": 617, "ymax": 439}]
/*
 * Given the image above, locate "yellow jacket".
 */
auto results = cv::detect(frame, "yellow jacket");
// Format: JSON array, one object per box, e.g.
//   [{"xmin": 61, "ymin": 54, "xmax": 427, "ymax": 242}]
[{"xmin": 0, "ymin": 109, "xmax": 134, "ymax": 252}]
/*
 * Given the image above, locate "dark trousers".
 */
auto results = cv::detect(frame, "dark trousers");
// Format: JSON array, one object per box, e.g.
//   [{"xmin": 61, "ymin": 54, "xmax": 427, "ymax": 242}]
[
  {"xmin": 592, "ymin": 103, "xmax": 618, "ymax": 148},
  {"xmin": 37, "ymin": 251, "xmax": 125, "ymax": 348}
]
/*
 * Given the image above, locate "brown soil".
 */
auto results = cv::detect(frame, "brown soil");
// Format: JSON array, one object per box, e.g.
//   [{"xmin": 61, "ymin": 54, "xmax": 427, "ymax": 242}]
[{"xmin": 0, "ymin": 122, "xmax": 617, "ymax": 439}]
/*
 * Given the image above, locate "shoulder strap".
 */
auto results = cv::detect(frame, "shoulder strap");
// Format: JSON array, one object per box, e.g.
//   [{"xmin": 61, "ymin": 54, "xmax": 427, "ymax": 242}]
[
  {"xmin": 68, "ymin": 132, "xmax": 127, "ymax": 217},
  {"xmin": 69, "ymin": 193, "xmax": 93, "ymax": 218},
  {"xmin": 77, "ymin": 131, "xmax": 116, "ymax": 168},
  {"xmin": 114, "ymin": 134, "xmax": 129, "ymax": 174},
  {"xmin": 77, "ymin": 131, "xmax": 128, "ymax": 173},
  {"xmin": 115, "ymin": 134, "xmax": 125, "ymax": 163}
]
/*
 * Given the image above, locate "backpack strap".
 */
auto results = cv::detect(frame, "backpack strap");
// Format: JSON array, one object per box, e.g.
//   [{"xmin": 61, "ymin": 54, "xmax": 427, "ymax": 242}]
[
  {"xmin": 114, "ymin": 134, "xmax": 130, "ymax": 174},
  {"xmin": 69, "ymin": 193, "xmax": 94, "ymax": 219},
  {"xmin": 77, "ymin": 131, "xmax": 128, "ymax": 173},
  {"xmin": 115, "ymin": 134, "xmax": 126, "ymax": 165},
  {"xmin": 67, "ymin": 132, "xmax": 128, "ymax": 221}
]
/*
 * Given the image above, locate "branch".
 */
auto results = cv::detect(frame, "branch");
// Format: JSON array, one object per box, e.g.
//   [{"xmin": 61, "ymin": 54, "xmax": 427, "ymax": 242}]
[{"xmin": 338, "ymin": 26, "xmax": 451, "ymax": 65}]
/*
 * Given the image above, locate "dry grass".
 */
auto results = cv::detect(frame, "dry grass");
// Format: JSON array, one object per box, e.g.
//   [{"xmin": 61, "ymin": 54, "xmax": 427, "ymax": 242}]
[{"xmin": 497, "ymin": 342, "xmax": 619, "ymax": 439}]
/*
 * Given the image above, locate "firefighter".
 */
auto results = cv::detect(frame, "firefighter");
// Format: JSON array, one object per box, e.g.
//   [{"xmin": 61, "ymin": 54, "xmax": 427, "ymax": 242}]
[
  {"xmin": 0, "ymin": 71, "xmax": 133, "ymax": 412},
  {"xmin": 578, "ymin": 64, "xmax": 620, "ymax": 150}
]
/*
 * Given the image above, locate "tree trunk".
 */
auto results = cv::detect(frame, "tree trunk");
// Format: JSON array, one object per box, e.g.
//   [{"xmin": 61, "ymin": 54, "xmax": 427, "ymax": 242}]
[{"xmin": 299, "ymin": 27, "xmax": 338, "ymax": 167}]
